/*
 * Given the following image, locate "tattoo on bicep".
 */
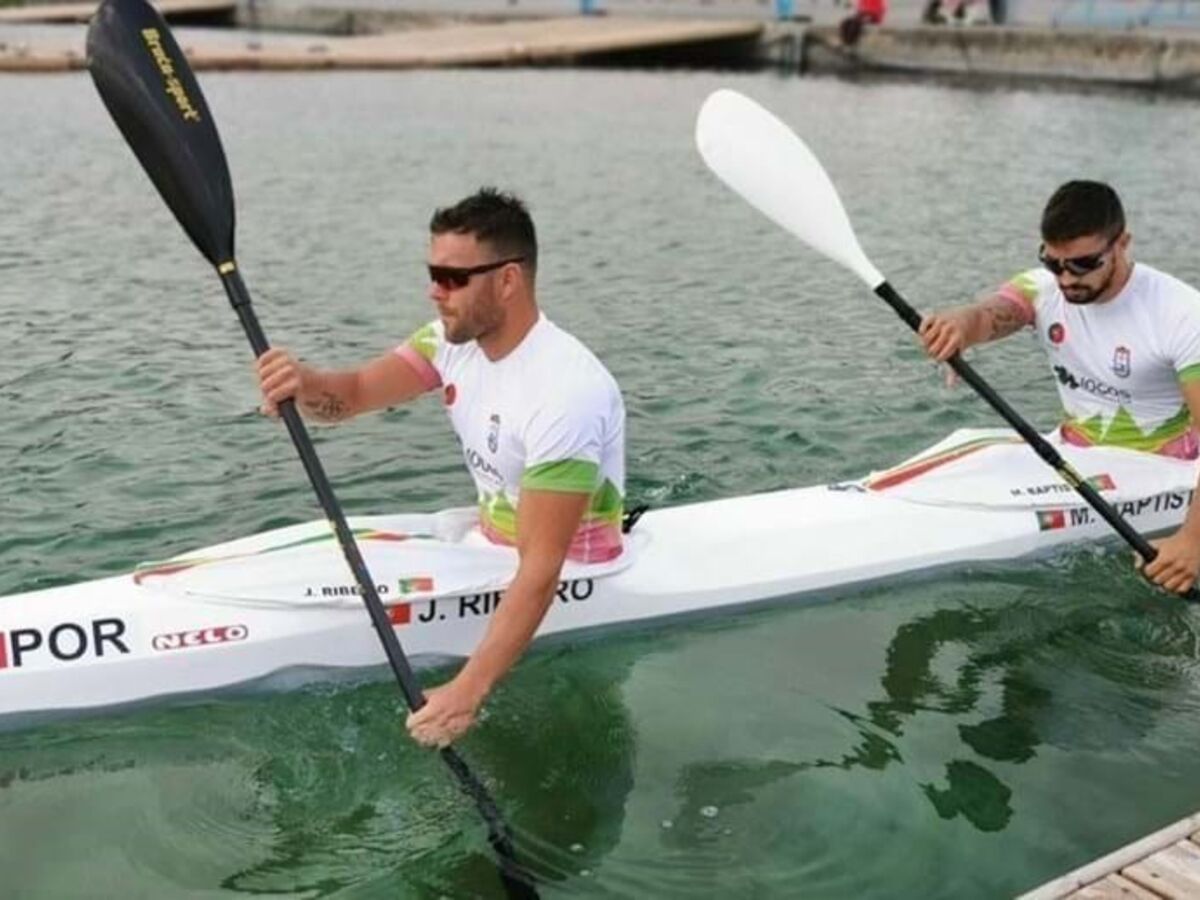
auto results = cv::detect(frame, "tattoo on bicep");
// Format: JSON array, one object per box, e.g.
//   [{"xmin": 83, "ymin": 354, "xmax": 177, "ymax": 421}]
[{"xmin": 303, "ymin": 391, "xmax": 349, "ymax": 422}]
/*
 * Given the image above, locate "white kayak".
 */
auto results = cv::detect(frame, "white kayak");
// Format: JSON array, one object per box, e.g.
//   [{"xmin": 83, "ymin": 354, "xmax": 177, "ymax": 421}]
[{"xmin": 2, "ymin": 427, "xmax": 1196, "ymax": 727}]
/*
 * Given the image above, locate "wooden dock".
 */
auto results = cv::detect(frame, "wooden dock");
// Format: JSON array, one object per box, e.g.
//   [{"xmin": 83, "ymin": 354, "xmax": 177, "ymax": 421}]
[
  {"xmin": 0, "ymin": 15, "xmax": 763, "ymax": 71},
  {"xmin": 1019, "ymin": 811, "xmax": 1200, "ymax": 899}
]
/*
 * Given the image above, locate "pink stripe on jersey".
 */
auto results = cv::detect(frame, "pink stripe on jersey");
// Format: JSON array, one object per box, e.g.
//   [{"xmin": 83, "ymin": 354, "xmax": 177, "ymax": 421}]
[
  {"xmin": 394, "ymin": 345, "xmax": 442, "ymax": 391},
  {"xmin": 994, "ymin": 286, "xmax": 1036, "ymax": 327},
  {"xmin": 1059, "ymin": 423, "xmax": 1200, "ymax": 460},
  {"xmin": 478, "ymin": 518, "xmax": 624, "ymax": 564},
  {"xmin": 1158, "ymin": 431, "xmax": 1200, "ymax": 460}
]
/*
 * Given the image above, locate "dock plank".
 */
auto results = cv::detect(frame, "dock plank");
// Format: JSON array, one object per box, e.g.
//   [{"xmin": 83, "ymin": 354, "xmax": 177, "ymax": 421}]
[
  {"xmin": 1123, "ymin": 840, "xmax": 1200, "ymax": 899},
  {"xmin": 1074, "ymin": 874, "xmax": 1166, "ymax": 899},
  {"xmin": 1018, "ymin": 812, "xmax": 1200, "ymax": 899},
  {"xmin": 0, "ymin": 16, "xmax": 762, "ymax": 71}
]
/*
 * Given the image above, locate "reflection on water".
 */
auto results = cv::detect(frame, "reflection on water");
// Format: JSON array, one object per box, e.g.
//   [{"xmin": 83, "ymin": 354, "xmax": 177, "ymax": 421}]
[{"xmin": 816, "ymin": 558, "xmax": 1200, "ymax": 835}]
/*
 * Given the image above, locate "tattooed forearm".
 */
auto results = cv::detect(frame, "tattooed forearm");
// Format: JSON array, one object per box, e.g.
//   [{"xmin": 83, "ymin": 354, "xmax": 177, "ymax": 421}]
[
  {"xmin": 302, "ymin": 391, "xmax": 350, "ymax": 422},
  {"xmin": 981, "ymin": 298, "xmax": 1025, "ymax": 342}
]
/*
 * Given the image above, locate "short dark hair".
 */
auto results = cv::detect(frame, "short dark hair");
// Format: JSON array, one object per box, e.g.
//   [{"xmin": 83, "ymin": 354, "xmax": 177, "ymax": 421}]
[
  {"xmin": 1041, "ymin": 180, "xmax": 1125, "ymax": 244},
  {"xmin": 430, "ymin": 187, "xmax": 538, "ymax": 277}
]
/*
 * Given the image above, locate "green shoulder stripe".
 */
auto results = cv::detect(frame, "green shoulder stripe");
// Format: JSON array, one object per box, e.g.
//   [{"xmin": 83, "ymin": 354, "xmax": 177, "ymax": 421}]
[
  {"xmin": 1008, "ymin": 271, "xmax": 1039, "ymax": 304},
  {"xmin": 522, "ymin": 459, "xmax": 599, "ymax": 493},
  {"xmin": 407, "ymin": 323, "xmax": 439, "ymax": 362}
]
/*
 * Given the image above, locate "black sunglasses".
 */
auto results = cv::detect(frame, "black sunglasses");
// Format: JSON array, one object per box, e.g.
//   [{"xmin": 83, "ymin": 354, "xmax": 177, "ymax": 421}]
[
  {"xmin": 1038, "ymin": 235, "xmax": 1118, "ymax": 277},
  {"xmin": 427, "ymin": 257, "xmax": 524, "ymax": 290}
]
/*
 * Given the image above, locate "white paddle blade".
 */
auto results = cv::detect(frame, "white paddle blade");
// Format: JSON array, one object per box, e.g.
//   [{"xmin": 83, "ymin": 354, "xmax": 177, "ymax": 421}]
[{"xmin": 695, "ymin": 89, "xmax": 884, "ymax": 290}]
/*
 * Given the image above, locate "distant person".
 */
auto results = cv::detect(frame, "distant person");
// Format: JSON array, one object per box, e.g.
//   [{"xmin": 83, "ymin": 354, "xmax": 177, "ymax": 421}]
[
  {"xmin": 840, "ymin": 0, "xmax": 886, "ymax": 45},
  {"xmin": 856, "ymin": 0, "xmax": 887, "ymax": 24},
  {"xmin": 918, "ymin": 181, "xmax": 1200, "ymax": 595},
  {"xmin": 921, "ymin": 0, "xmax": 949, "ymax": 23},
  {"xmin": 256, "ymin": 188, "xmax": 627, "ymax": 746},
  {"xmin": 922, "ymin": 0, "xmax": 997, "ymax": 24}
]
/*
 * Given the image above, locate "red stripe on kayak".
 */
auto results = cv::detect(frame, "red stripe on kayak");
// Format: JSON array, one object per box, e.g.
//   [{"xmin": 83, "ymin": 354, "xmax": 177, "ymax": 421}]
[
  {"xmin": 866, "ymin": 438, "xmax": 1020, "ymax": 492},
  {"xmin": 133, "ymin": 562, "xmax": 199, "ymax": 585},
  {"xmin": 132, "ymin": 530, "xmax": 417, "ymax": 584},
  {"xmin": 867, "ymin": 443, "xmax": 987, "ymax": 491},
  {"xmin": 365, "ymin": 531, "xmax": 410, "ymax": 542}
]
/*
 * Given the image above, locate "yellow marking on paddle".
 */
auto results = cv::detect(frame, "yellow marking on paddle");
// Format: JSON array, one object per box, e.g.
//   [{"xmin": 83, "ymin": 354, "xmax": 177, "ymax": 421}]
[
  {"xmin": 218, "ymin": 261, "xmax": 236, "ymax": 274},
  {"xmin": 1059, "ymin": 466, "xmax": 1083, "ymax": 489},
  {"xmin": 140, "ymin": 28, "xmax": 202, "ymax": 123}
]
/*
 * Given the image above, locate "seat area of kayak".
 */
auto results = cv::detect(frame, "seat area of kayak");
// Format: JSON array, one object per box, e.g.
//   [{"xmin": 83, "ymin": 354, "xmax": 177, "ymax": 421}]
[
  {"xmin": 132, "ymin": 506, "xmax": 639, "ymax": 611},
  {"xmin": 127, "ymin": 426, "xmax": 1200, "ymax": 613}
]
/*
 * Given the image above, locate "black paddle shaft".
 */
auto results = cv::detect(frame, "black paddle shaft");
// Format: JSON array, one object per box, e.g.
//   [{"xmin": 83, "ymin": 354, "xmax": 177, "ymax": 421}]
[
  {"xmin": 86, "ymin": 0, "xmax": 540, "ymax": 894},
  {"xmin": 220, "ymin": 268, "xmax": 426, "ymax": 705},
  {"xmin": 873, "ymin": 281, "xmax": 1199, "ymax": 595},
  {"xmin": 221, "ymin": 270, "xmax": 539, "ymax": 899}
]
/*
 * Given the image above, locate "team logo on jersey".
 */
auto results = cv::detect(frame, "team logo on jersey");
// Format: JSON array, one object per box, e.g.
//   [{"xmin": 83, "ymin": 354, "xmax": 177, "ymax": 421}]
[
  {"xmin": 487, "ymin": 414, "xmax": 500, "ymax": 453},
  {"xmin": 1048, "ymin": 323, "xmax": 1066, "ymax": 345},
  {"xmin": 1112, "ymin": 346, "xmax": 1131, "ymax": 378},
  {"xmin": 1053, "ymin": 365, "xmax": 1079, "ymax": 390},
  {"xmin": 1053, "ymin": 364, "xmax": 1132, "ymax": 403},
  {"xmin": 444, "ymin": 384, "xmax": 457, "ymax": 406}
]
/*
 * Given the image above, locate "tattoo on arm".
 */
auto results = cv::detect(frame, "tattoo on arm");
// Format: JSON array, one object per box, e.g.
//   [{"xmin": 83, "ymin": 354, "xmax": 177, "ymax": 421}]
[
  {"xmin": 302, "ymin": 391, "xmax": 350, "ymax": 422},
  {"xmin": 980, "ymin": 297, "xmax": 1026, "ymax": 342}
]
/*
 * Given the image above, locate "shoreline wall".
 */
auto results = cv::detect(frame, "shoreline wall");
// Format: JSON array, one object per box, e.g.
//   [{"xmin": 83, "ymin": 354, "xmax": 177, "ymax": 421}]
[
  {"xmin": 789, "ymin": 24, "xmax": 1200, "ymax": 92},
  {"xmin": 4, "ymin": 0, "xmax": 1200, "ymax": 93}
]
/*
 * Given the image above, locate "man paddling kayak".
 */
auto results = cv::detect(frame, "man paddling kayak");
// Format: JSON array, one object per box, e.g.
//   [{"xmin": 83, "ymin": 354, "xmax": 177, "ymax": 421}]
[
  {"xmin": 256, "ymin": 188, "xmax": 626, "ymax": 746},
  {"xmin": 919, "ymin": 180, "xmax": 1200, "ymax": 594}
]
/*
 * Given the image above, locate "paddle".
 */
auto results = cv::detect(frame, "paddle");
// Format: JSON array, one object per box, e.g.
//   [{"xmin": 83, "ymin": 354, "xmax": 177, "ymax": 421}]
[
  {"xmin": 85, "ymin": 1, "xmax": 540, "ymax": 895},
  {"xmin": 694, "ymin": 88, "xmax": 1196, "ymax": 600}
]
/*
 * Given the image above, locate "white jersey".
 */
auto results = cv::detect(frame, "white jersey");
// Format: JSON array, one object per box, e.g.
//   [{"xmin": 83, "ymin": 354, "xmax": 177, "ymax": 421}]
[
  {"xmin": 1000, "ymin": 262, "xmax": 1200, "ymax": 456},
  {"xmin": 396, "ymin": 313, "xmax": 625, "ymax": 562}
]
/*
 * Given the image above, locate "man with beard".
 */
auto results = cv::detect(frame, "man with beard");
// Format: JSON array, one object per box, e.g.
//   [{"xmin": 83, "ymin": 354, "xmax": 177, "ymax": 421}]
[
  {"xmin": 256, "ymin": 187, "xmax": 626, "ymax": 747},
  {"xmin": 919, "ymin": 180, "xmax": 1200, "ymax": 594}
]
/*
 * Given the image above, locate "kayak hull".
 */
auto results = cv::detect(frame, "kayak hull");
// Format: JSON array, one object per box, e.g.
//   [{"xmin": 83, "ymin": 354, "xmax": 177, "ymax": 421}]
[{"xmin": 2, "ymin": 429, "xmax": 1196, "ymax": 725}]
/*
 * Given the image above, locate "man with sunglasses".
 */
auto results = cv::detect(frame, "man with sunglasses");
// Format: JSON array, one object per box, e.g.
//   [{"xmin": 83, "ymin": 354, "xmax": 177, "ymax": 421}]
[
  {"xmin": 256, "ymin": 188, "xmax": 626, "ymax": 747},
  {"xmin": 919, "ymin": 180, "xmax": 1200, "ymax": 595}
]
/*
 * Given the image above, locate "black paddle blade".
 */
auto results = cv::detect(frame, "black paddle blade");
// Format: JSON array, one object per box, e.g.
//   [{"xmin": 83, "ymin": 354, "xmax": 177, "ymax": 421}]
[{"xmin": 87, "ymin": 0, "xmax": 235, "ymax": 267}]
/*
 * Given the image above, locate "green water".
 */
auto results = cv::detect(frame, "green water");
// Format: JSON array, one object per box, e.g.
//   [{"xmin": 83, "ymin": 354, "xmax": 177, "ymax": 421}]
[{"xmin": 4, "ymin": 67, "xmax": 1200, "ymax": 898}]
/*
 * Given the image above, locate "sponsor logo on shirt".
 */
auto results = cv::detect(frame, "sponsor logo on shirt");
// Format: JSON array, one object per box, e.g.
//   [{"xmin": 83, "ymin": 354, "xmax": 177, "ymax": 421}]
[
  {"xmin": 1053, "ymin": 365, "xmax": 1132, "ymax": 404},
  {"xmin": 465, "ymin": 448, "xmax": 503, "ymax": 485},
  {"xmin": 1048, "ymin": 322, "xmax": 1066, "ymax": 345},
  {"xmin": 1112, "ymin": 345, "xmax": 1131, "ymax": 379},
  {"xmin": 487, "ymin": 414, "xmax": 500, "ymax": 454}
]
